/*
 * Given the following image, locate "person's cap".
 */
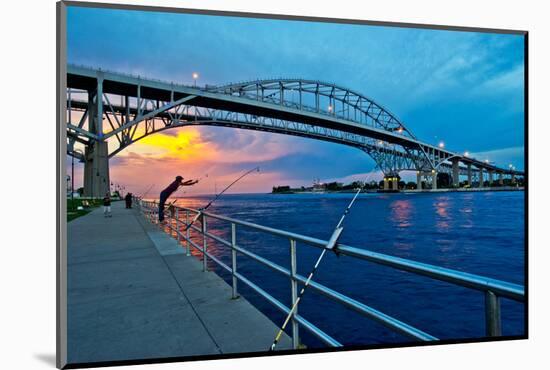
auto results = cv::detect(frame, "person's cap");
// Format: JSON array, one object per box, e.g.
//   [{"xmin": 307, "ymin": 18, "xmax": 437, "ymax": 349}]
[{"xmin": 176, "ymin": 175, "xmax": 183, "ymax": 181}]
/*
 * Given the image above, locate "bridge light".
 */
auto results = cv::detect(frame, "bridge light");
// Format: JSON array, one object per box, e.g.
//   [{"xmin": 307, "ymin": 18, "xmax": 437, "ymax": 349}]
[
  {"xmin": 328, "ymin": 105, "xmax": 333, "ymax": 112},
  {"xmin": 377, "ymin": 140, "xmax": 383, "ymax": 146},
  {"xmin": 192, "ymin": 72, "xmax": 199, "ymax": 87},
  {"xmin": 484, "ymin": 159, "xmax": 489, "ymax": 163},
  {"xmin": 397, "ymin": 127, "xmax": 403, "ymax": 133},
  {"xmin": 509, "ymin": 164, "xmax": 513, "ymax": 168},
  {"xmin": 438, "ymin": 141, "xmax": 445, "ymax": 148},
  {"xmin": 464, "ymin": 151, "xmax": 470, "ymax": 157}
]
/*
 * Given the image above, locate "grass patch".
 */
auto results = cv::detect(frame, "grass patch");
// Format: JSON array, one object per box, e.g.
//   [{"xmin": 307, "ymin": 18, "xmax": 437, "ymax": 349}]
[{"xmin": 66, "ymin": 198, "xmax": 102, "ymax": 222}]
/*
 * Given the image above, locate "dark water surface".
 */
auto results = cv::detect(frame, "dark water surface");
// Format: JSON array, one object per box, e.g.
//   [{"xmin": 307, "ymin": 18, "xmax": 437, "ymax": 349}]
[{"xmin": 170, "ymin": 191, "xmax": 525, "ymax": 348}]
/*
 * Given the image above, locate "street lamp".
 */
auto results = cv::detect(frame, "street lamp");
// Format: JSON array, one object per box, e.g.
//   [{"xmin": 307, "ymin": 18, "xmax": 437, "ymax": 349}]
[
  {"xmin": 464, "ymin": 151, "xmax": 469, "ymax": 157},
  {"xmin": 438, "ymin": 141, "xmax": 445, "ymax": 148},
  {"xmin": 328, "ymin": 105, "xmax": 333, "ymax": 113}
]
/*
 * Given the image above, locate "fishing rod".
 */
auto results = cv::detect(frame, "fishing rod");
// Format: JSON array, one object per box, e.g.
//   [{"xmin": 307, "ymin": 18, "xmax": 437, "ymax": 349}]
[
  {"xmin": 269, "ymin": 185, "xmax": 363, "ymax": 351},
  {"xmin": 182, "ymin": 166, "xmax": 260, "ymax": 232},
  {"xmin": 137, "ymin": 183, "xmax": 155, "ymax": 200}
]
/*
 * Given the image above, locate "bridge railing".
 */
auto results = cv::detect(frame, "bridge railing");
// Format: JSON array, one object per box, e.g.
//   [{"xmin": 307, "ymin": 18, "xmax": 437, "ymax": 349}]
[{"xmin": 137, "ymin": 199, "xmax": 524, "ymax": 348}]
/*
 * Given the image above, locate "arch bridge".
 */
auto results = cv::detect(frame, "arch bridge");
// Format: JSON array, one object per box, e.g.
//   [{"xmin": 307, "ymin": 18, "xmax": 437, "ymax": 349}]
[{"xmin": 66, "ymin": 65, "xmax": 524, "ymax": 196}]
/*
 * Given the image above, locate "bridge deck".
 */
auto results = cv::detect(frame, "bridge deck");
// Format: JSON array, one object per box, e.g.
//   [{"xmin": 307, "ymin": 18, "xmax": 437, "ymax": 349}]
[{"xmin": 67, "ymin": 201, "xmax": 290, "ymax": 365}]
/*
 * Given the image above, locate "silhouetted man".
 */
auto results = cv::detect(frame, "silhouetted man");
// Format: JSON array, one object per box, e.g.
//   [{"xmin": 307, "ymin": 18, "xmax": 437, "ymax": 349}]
[
  {"xmin": 159, "ymin": 176, "xmax": 198, "ymax": 222},
  {"xmin": 125, "ymin": 192, "xmax": 132, "ymax": 209}
]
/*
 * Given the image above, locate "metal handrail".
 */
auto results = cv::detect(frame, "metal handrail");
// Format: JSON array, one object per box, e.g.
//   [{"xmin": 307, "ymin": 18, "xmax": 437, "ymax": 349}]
[{"xmin": 138, "ymin": 199, "xmax": 524, "ymax": 347}]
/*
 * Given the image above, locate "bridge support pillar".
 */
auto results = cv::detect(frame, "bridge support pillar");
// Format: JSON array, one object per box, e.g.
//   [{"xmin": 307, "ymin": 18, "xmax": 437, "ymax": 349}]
[
  {"xmin": 416, "ymin": 172, "xmax": 422, "ymax": 190},
  {"xmin": 432, "ymin": 171, "xmax": 438, "ymax": 190},
  {"xmin": 511, "ymin": 173, "xmax": 516, "ymax": 184},
  {"xmin": 499, "ymin": 172, "xmax": 504, "ymax": 185},
  {"xmin": 452, "ymin": 159, "xmax": 459, "ymax": 187},
  {"xmin": 392, "ymin": 177, "xmax": 398, "ymax": 191},
  {"xmin": 467, "ymin": 164, "xmax": 472, "ymax": 187},
  {"xmin": 488, "ymin": 170, "xmax": 494, "ymax": 186},
  {"xmin": 479, "ymin": 168, "xmax": 484, "ymax": 188},
  {"xmin": 383, "ymin": 176, "xmax": 399, "ymax": 191},
  {"xmin": 83, "ymin": 141, "xmax": 110, "ymax": 198}
]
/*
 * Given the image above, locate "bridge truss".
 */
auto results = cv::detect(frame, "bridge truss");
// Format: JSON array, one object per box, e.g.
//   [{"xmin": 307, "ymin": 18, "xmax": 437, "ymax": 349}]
[{"xmin": 66, "ymin": 66, "xmax": 523, "ymax": 196}]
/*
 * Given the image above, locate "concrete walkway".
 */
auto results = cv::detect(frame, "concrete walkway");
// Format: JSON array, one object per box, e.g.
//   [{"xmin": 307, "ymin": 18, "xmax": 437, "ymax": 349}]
[{"xmin": 67, "ymin": 201, "xmax": 290, "ymax": 365}]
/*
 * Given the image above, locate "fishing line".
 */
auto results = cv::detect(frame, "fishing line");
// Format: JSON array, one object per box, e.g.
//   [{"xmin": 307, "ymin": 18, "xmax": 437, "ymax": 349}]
[
  {"xmin": 137, "ymin": 183, "xmax": 155, "ymax": 200},
  {"xmin": 182, "ymin": 166, "xmax": 260, "ymax": 233}
]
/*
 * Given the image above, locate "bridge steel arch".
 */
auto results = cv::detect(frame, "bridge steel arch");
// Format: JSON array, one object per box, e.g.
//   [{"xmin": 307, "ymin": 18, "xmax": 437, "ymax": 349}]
[{"xmin": 66, "ymin": 65, "xmax": 523, "ymax": 197}]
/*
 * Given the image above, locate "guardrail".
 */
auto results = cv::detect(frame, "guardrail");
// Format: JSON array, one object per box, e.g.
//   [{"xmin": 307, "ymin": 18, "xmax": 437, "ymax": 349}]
[{"xmin": 137, "ymin": 198, "xmax": 524, "ymax": 348}]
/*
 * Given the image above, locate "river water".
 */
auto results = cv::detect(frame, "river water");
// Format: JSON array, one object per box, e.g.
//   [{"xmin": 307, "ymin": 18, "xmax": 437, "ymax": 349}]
[{"xmin": 170, "ymin": 191, "xmax": 525, "ymax": 347}]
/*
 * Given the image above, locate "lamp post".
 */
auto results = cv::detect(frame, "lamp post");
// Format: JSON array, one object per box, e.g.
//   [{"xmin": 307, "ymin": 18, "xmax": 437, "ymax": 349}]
[
  {"xmin": 192, "ymin": 72, "xmax": 199, "ymax": 87},
  {"xmin": 71, "ymin": 148, "xmax": 84, "ymax": 200}
]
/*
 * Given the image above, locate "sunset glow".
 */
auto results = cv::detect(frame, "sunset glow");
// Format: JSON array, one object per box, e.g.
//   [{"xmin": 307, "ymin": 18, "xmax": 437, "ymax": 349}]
[{"xmin": 138, "ymin": 129, "xmax": 215, "ymax": 161}]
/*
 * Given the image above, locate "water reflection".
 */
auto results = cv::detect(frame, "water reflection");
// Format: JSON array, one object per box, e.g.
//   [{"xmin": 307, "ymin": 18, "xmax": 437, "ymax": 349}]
[
  {"xmin": 434, "ymin": 196, "xmax": 450, "ymax": 231},
  {"xmin": 458, "ymin": 196, "xmax": 474, "ymax": 229},
  {"xmin": 389, "ymin": 199, "xmax": 413, "ymax": 228}
]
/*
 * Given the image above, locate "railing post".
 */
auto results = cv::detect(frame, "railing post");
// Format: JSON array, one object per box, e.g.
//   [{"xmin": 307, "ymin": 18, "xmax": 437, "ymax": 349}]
[
  {"xmin": 169, "ymin": 208, "xmax": 174, "ymax": 237},
  {"xmin": 176, "ymin": 208, "xmax": 180, "ymax": 244},
  {"xmin": 202, "ymin": 214, "xmax": 208, "ymax": 272},
  {"xmin": 171, "ymin": 208, "xmax": 175, "ymax": 237},
  {"xmin": 185, "ymin": 210, "xmax": 191, "ymax": 256},
  {"xmin": 485, "ymin": 290, "xmax": 502, "ymax": 336},
  {"xmin": 231, "ymin": 222, "xmax": 239, "ymax": 299},
  {"xmin": 290, "ymin": 238, "xmax": 299, "ymax": 349}
]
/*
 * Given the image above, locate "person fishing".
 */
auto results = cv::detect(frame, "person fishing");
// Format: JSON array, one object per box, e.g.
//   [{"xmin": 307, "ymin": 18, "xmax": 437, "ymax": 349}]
[{"xmin": 159, "ymin": 176, "xmax": 198, "ymax": 223}]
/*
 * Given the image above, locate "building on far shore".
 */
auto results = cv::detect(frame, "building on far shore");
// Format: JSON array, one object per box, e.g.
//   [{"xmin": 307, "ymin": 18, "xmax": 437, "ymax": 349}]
[{"xmin": 312, "ymin": 179, "xmax": 326, "ymax": 192}]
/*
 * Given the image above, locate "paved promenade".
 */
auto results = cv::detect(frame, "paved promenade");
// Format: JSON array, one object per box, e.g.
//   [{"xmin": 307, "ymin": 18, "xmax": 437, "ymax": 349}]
[{"xmin": 67, "ymin": 201, "xmax": 290, "ymax": 365}]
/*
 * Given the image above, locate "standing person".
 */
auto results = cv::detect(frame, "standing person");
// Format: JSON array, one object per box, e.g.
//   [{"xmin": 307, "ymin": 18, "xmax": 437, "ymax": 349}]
[
  {"xmin": 159, "ymin": 176, "xmax": 198, "ymax": 223},
  {"xmin": 103, "ymin": 192, "xmax": 112, "ymax": 218},
  {"xmin": 125, "ymin": 192, "xmax": 132, "ymax": 209}
]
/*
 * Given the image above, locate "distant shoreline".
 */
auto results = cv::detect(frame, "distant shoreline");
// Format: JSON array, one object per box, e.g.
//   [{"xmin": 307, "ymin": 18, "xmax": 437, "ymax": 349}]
[{"xmin": 271, "ymin": 186, "xmax": 525, "ymax": 195}]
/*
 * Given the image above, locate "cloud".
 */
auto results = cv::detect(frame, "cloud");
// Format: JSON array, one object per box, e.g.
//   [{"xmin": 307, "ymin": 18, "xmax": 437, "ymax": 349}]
[
  {"xmin": 119, "ymin": 126, "xmax": 310, "ymax": 163},
  {"xmin": 107, "ymin": 126, "xmax": 323, "ymax": 194},
  {"xmin": 470, "ymin": 146, "xmax": 524, "ymax": 170},
  {"xmin": 473, "ymin": 64, "xmax": 524, "ymax": 95}
]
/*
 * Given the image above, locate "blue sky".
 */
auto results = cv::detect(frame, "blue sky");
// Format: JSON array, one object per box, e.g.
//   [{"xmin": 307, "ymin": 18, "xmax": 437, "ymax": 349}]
[{"xmin": 67, "ymin": 6, "xmax": 525, "ymax": 192}]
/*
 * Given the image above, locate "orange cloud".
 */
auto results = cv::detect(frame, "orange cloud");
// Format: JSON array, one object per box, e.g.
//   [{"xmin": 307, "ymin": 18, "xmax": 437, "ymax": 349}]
[
  {"xmin": 107, "ymin": 126, "xmax": 306, "ymax": 195},
  {"xmin": 138, "ymin": 128, "xmax": 217, "ymax": 162}
]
